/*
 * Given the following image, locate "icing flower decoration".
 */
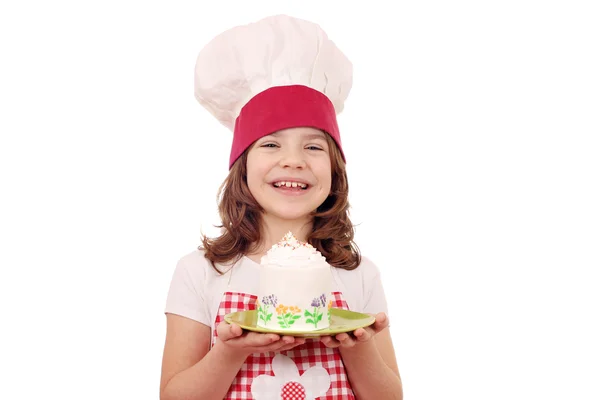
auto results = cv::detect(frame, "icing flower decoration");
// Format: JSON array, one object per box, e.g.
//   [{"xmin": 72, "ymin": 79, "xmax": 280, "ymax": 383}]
[
  {"xmin": 251, "ymin": 354, "xmax": 330, "ymax": 399},
  {"xmin": 276, "ymin": 304, "xmax": 301, "ymax": 328},
  {"xmin": 258, "ymin": 294, "xmax": 277, "ymax": 325},
  {"xmin": 305, "ymin": 294, "xmax": 327, "ymax": 328}
]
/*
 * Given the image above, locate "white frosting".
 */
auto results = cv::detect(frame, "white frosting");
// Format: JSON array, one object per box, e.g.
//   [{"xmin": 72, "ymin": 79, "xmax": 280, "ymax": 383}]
[
  {"xmin": 260, "ymin": 231, "xmax": 327, "ymax": 267},
  {"xmin": 256, "ymin": 232, "xmax": 332, "ymax": 332}
]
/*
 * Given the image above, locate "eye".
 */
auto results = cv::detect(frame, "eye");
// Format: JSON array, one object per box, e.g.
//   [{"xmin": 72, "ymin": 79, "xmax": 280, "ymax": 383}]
[
  {"xmin": 260, "ymin": 143, "xmax": 279, "ymax": 148},
  {"xmin": 306, "ymin": 145, "xmax": 324, "ymax": 151}
]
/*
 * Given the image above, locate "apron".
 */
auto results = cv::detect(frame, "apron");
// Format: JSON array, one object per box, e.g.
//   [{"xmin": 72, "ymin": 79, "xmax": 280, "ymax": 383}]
[{"xmin": 212, "ymin": 266, "xmax": 356, "ymax": 400}]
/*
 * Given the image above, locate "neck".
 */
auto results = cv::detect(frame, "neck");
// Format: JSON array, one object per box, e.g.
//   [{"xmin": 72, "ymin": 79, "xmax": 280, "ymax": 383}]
[{"xmin": 254, "ymin": 214, "xmax": 313, "ymax": 255}]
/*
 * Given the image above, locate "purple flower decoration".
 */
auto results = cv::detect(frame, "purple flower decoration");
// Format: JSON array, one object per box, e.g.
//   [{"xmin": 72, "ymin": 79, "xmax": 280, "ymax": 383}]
[
  {"xmin": 311, "ymin": 297, "xmax": 320, "ymax": 307},
  {"xmin": 319, "ymin": 293, "xmax": 327, "ymax": 308},
  {"xmin": 262, "ymin": 294, "xmax": 277, "ymax": 307}
]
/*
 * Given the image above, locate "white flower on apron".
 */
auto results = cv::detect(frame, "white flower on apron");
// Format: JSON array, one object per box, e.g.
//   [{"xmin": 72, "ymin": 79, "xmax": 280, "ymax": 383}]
[{"xmin": 251, "ymin": 354, "xmax": 330, "ymax": 400}]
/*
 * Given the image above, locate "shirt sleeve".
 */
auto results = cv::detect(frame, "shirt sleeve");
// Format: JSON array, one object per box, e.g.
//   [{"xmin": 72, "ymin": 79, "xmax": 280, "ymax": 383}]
[
  {"xmin": 360, "ymin": 256, "xmax": 390, "ymax": 317},
  {"xmin": 164, "ymin": 253, "xmax": 211, "ymax": 327}
]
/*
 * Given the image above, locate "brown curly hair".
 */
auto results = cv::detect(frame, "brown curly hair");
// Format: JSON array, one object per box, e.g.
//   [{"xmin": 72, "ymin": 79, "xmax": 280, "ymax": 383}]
[{"xmin": 200, "ymin": 133, "xmax": 361, "ymax": 274}]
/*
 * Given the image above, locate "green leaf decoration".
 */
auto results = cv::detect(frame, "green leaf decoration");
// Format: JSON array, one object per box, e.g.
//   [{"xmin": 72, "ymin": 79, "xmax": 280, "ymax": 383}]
[
  {"xmin": 304, "ymin": 310, "xmax": 312, "ymax": 317},
  {"xmin": 277, "ymin": 316, "xmax": 284, "ymax": 321},
  {"xmin": 266, "ymin": 314, "xmax": 272, "ymax": 322},
  {"xmin": 284, "ymin": 313, "xmax": 291, "ymax": 319},
  {"xmin": 316, "ymin": 314, "xmax": 323, "ymax": 322},
  {"xmin": 306, "ymin": 318, "xmax": 314, "ymax": 324},
  {"xmin": 292, "ymin": 315, "xmax": 301, "ymax": 320},
  {"xmin": 288, "ymin": 319, "xmax": 296, "ymax": 326}
]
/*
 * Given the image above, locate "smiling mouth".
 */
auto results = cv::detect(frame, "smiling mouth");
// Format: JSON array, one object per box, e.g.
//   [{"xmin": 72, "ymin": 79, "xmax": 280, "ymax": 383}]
[{"xmin": 272, "ymin": 181, "xmax": 309, "ymax": 190}]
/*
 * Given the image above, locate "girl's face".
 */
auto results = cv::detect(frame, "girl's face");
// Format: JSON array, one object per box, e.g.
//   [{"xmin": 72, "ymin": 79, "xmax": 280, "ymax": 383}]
[{"xmin": 246, "ymin": 127, "xmax": 332, "ymax": 223}]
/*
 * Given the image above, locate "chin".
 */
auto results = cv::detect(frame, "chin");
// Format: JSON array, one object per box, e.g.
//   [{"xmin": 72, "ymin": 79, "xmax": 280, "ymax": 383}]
[{"xmin": 267, "ymin": 207, "xmax": 315, "ymax": 222}]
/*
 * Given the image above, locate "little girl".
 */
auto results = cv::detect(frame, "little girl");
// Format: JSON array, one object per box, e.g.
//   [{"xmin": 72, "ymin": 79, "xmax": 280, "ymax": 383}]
[{"xmin": 160, "ymin": 15, "xmax": 402, "ymax": 400}]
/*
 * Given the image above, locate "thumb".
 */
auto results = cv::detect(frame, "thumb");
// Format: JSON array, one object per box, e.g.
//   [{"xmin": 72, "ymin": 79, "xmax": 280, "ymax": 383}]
[
  {"xmin": 218, "ymin": 322, "xmax": 243, "ymax": 341},
  {"xmin": 374, "ymin": 313, "xmax": 389, "ymax": 331}
]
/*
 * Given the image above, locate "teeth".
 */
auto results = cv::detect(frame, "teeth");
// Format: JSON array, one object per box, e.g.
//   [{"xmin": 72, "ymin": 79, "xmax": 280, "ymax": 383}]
[{"xmin": 274, "ymin": 181, "xmax": 308, "ymax": 189}]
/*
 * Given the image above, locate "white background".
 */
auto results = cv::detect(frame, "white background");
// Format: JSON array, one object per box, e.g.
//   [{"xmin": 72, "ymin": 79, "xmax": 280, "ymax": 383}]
[{"xmin": 1, "ymin": 1, "xmax": 599, "ymax": 399}]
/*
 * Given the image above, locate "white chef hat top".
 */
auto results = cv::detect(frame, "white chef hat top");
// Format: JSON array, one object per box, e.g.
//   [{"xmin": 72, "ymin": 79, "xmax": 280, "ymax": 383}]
[{"xmin": 194, "ymin": 14, "xmax": 353, "ymax": 168}]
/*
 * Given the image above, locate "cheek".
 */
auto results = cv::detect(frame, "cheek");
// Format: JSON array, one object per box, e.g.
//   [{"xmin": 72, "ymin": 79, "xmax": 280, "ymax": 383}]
[
  {"xmin": 322, "ymin": 176, "xmax": 332, "ymax": 194},
  {"xmin": 246, "ymin": 173, "xmax": 258, "ymax": 194},
  {"xmin": 246, "ymin": 158, "xmax": 270, "ymax": 192},
  {"xmin": 246, "ymin": 170, "xmax": 263, "ymax": 194},
  {"xmin": 318, "ymin": 167, "xmax": 333, "ymax": 192}
]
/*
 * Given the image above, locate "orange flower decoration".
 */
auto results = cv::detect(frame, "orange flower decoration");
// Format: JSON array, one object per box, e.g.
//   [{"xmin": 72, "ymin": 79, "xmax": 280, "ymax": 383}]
[
  {"xmin": 276, "ymin": 304, "xmax": 288, "ymax": 315},
  {"xmin": 275, "ymin": 304, "xmax": 302, "ymax": 315},
  {"xmin": 328, "ymin": 300, "xmax": 333, "ymax": 309}
]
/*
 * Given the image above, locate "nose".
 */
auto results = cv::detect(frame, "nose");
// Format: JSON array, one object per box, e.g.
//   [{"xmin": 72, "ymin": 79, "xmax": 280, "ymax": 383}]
[{"xmin": 278, "ymin": 147, "xmax": 307, "ymax": 169}]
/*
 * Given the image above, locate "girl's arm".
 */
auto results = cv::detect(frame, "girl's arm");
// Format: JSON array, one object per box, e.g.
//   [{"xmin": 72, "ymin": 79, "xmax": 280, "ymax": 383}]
[
  {"xmin": 160, "ymin": 314, "xmax": 245, "ymax": 400},
  {"xmin": 340, "ymin": 327, "xmax": 402, "ymax": 399},
  {"xmin": 321, "ymin": 313, "xmax": 403, "ymax": 400},
  {"xmin": 160, "ymin": 314, "xmax": 305, "ymax": 400}
]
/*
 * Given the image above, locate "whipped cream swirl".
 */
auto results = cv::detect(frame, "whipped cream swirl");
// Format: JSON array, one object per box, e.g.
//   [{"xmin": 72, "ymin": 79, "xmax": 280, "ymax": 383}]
[{"xmin": 260, "ymin": 232, "xmax": 327, "ymax": 267}]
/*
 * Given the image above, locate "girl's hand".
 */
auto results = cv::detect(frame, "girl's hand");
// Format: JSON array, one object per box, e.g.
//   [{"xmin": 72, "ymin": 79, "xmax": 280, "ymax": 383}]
[
  {"xmin": 320, "ymin": 312, "xmax": 388, "ymax": 349},
  {"xmin": 216, "ymin": 322, "xmax": 305, "ymax": 357}
]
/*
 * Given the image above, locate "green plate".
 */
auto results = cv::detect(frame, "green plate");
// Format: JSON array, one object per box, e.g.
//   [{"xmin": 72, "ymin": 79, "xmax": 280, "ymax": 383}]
[{"xmin": 224, "ymin": 308, "xmax": 375, "ymax": 337}]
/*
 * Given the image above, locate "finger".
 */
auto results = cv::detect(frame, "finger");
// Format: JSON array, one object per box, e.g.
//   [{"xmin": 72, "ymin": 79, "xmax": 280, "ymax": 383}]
[
  {"xmin": 244, "ymin": 332, "xmax": 281, "ymax": 347},
  {"xmin": 277, "ymin": 336, "xmax": 305, "ymax": 349},
  {"xmin": 335, "ymin": 333, "xmax": 356, "ymax": 348},
  {"xmin": 280, "ymin": 335, "xmax": 297, "ymax": 345},
  {"xmin": 262, "ymin": 338, "xmax": 304, "ymax": 353},
  {"xmin": 354, "ymin": 327, "xmax": 377, "ymax": 343},
  {"xmin": 277, "ymin": 341, "xmax": 306, "ymax": 352},
  {"xmin": 320, "ymin": 335, "xmax": 339, "ymax": 348},
  {"xmin": 353, "ymin": 328, "xmax": 373, "ymax": 342},
  {"xmin": 335, "ymin": 333, "xmax": 350, "ymax": 342}
]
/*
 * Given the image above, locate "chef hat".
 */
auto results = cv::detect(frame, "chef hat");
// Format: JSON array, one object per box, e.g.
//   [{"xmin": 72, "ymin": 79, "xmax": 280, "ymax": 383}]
[{"xmin": 194, "ymin": 15, "xmax": 353, "ymax": 168}]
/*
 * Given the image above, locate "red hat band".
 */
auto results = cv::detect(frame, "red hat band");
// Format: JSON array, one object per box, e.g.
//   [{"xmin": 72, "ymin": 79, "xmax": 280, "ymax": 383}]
[{"xmin": 230, "ymin": 85, "xmax": 344, "ymax": 168}]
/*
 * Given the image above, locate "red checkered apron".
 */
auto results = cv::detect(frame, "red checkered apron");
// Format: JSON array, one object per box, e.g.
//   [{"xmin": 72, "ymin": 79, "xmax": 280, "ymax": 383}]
[{"xmin": 212, "ymin": 289, "xmax": 355, "ymax": 399}]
